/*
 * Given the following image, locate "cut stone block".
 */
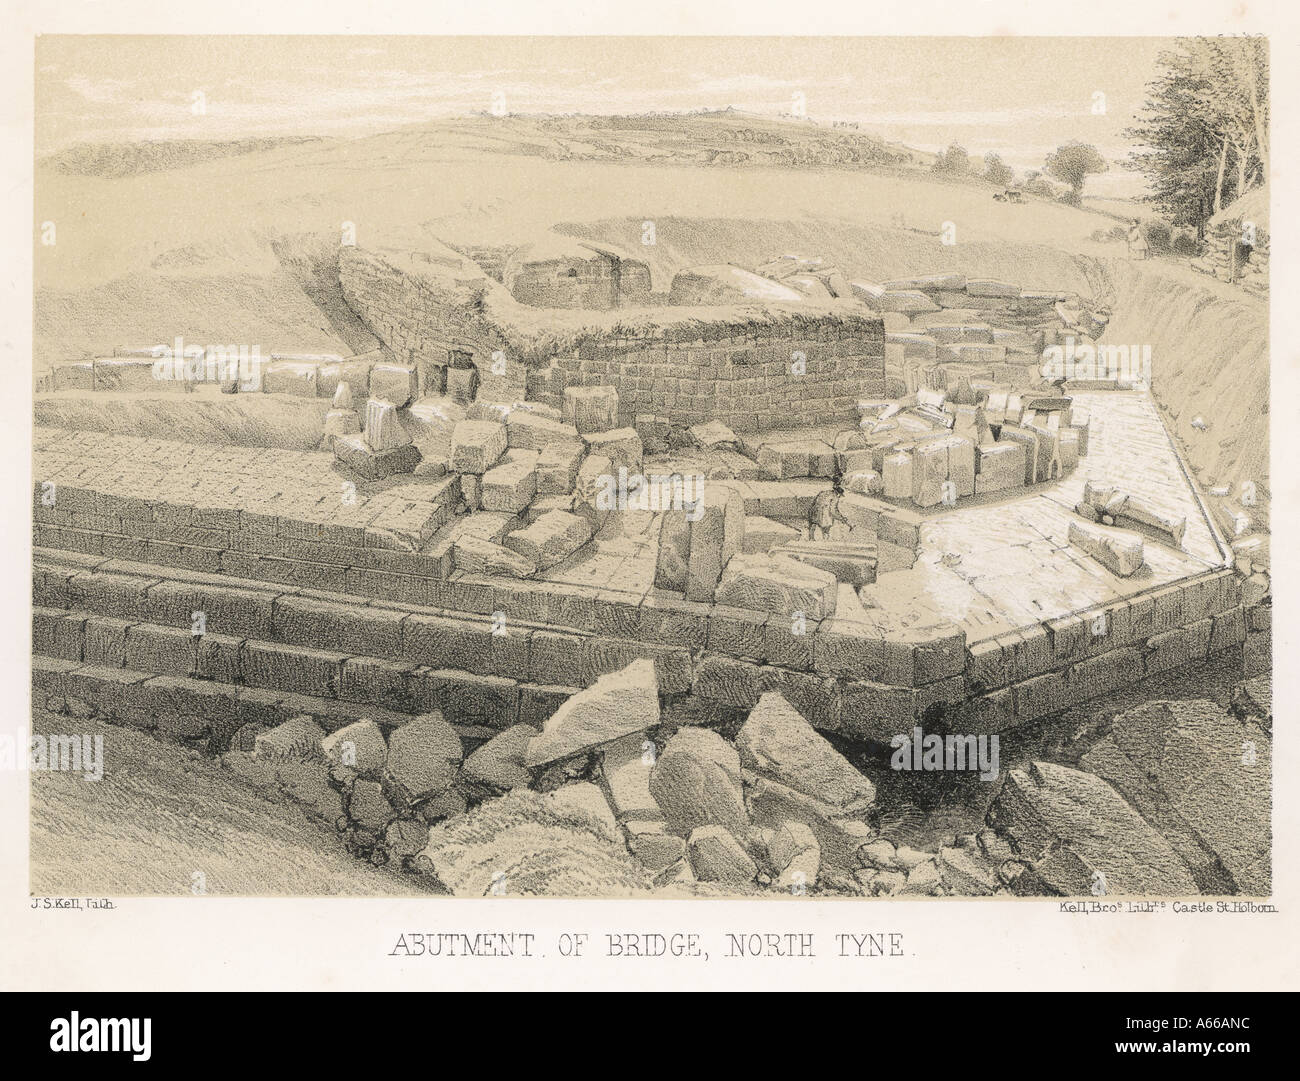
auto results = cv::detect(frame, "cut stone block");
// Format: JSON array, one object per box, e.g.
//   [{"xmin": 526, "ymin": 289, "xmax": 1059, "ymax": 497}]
[
  {"xmin": 685, "ymin": 484, "xmax": 745, "ymax": 603},
  {"xmin": 882, "ymin": 273, "xmax": 967, "ymax": 292},
  {"xmin": 365, "ymin": 398, "xmax": 413, "ymax": 451},
  {"xmin": 881, "ymin": 451, "xmax": 914, "ymax": 499},
  {"xmin": 369, "ymin": 363, "xmax": 418, "ymax": 407},
  {"xmin": 1068, "ymin": 520, "xmax": 1144, "ymax": 577},
  {"xmin": 951, "ymin": 404, "xmax": 993, "ymax": 447},
  {"xmin": 527, "ymin": 493, "xmax": 576, "ymax": 521},
  {"xmin": 844, "ymin": 469, "xmax": 883, "ymax": 496},
  {"xmin": 741, "ymin": 515, "xmax": 801, "ymax": 554},
  {"xmin": 445, "ymin": 365, "xmax": 479, "ymax": 405},
  {"xmin": 262, "ymin": 359, "xmax": 319, "ymax": 397},
  {"xmin": 1059, "ymin": 429, "xmax": 1080, "ymax": 474},
  {"xmin": 323, "ymin": 408, "xmax": 361, "ymax": 441},
  {"xmin": 583, "ymin": 427, "xmax": 642, "ymax": 473},
  {"xmin": 911, "ymin": 438, "xmax": 949, "ymax": 507},
  {"xmin": 945, "ymin": 435, "xmax": 976, "ymax": 498},
  {"xmin": 635, "ymin": 414, "xmax": 671, "ymax": 453},
  {"xmin": 873, "ymin": 290, "xmax": 940, "ymax": 313},
  {"xmin": 654, "ymin": 508, "xmax": 691, "ymax": 592},
  {"xmin": 775, "ymin": 540, "xmax": 877, "ymax": 587},
  {"xmin": 452, "ymin": 535, "xmax": 536, "ymax": 578},
  {"xmin": 480, "ymin": 456, "xmax": 537, "ymax": 513},
  {"xmin": 715, "ymin": 553, "xmax": 838, "ymax": 620},
  {"xmin": 966, "ymin": 278, "xmax": 1021, "ymax": 298},
  {"xmin": 975, "ymin": 442, "xmax": 1026, "ymax": 494},
  {"xmin": 535, "ymin": 441, "xmax": 587, "ymax": 495},
  {"xmin": 450, "ymin": 420, "xmax": 508, "ymax": 474},
  {"xmin": 997, "ymin": 425, "xmax": 1041, "ymax": 485},
  {"xmin": 525, "ymin": 659, "xmax": 659, "ymax": 767},
  {"xmin": 506, "ymin": 411, "xmax": 581, "ymax": 452},
  {"xmin": 690, "ymin": 420, "xmax": 738, "ymax": 448},
  {"xmin": 885, "ymin": 332, "xmax": 939, "ymax": 359},
  {"xmin": 759, "ymin": 439, "xmax": 835, "ymax": 480},
  {"xmin": 563, "ymin": 385, "xmax": 620, "ymax": 434},
  {"xmin": 504, "ymin": 510, "xmax": 593, "ymax": 569},
  {"xmin": 333, "ymin": 433, "xmax": 421, "ymax": 480}
]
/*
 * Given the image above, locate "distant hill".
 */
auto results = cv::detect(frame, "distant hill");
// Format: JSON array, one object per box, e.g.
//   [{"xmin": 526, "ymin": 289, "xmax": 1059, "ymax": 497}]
[
  {"xmin": 487, "ymin": 110, "xmax": 927, "ymax": 169},
  {"xmin": 39, "ymin": 136, "xmax": 325, "ymax": 178}
]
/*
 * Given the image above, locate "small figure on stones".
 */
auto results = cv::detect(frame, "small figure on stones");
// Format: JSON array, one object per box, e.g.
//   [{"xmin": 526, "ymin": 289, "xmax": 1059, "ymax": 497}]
[{"xmin": 807, "ymin": 488, "xmax": 845, "ymax": 541}]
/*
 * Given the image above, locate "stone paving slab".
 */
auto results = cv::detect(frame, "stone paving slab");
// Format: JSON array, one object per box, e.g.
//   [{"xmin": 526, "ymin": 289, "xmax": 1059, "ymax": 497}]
[{"xmin": 34, "ymin": 429, "xmax": 457, "ymax": 547}]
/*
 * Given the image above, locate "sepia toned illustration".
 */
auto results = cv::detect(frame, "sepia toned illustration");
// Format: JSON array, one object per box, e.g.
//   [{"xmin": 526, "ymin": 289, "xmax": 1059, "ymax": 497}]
[{"xmin": 29, "ymin": 36, "xmax": 1270, "ymax": 899}]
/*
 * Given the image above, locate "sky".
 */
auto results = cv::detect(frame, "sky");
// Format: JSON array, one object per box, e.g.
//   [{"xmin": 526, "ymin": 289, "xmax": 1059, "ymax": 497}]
[{"xmin": 35, "ymin": 36, "xmax": 1174, "ymax": 196}]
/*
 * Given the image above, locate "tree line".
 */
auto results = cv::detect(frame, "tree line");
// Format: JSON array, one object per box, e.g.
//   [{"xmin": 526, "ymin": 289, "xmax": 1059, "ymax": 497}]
[{"xmin": 1127, "ymin": 36, "xmax": 1268, "ymax": 237}]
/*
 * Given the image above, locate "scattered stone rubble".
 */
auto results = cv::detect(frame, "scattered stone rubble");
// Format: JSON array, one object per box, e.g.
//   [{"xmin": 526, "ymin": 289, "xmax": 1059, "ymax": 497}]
[{"xmin": 41, "ymin": 650, "xmax": 1267, "ymax": 898}]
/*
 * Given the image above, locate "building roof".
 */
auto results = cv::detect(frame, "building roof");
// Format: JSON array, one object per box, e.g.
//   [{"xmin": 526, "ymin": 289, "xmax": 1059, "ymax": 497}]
[{"xmin": 1209, "ymin": 183, "xmax": 1269, "ymax": 233}]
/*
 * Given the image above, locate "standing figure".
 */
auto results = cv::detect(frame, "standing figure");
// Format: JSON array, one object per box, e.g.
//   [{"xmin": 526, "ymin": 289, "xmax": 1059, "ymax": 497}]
[
  {"xmin": 807, "ymin": 488, "xmax": 843, "ymax": 541},
  {"xmin": 1127, "ymin": 218, "xmax": 1149, "ymax": 260}
]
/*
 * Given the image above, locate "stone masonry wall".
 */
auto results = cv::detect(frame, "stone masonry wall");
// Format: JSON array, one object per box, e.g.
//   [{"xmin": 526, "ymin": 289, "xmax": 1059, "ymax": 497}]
[
  {"xmin": 339, "ymin": 248, "xmax": 526, "ymax": 403},
  {"xmin": 340, "ymin": 246, "xmax": 885, "ymax": 432},
  {"xmin": 526, "ymin": 326, "xmax": 887, "ymax": 433}
]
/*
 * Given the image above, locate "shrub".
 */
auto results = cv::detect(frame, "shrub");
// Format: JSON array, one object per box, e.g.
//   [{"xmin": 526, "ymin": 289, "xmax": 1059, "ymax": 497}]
[{"xmin": 1141, "ymin": 219, "xmax": 1172, "ymax": 254}]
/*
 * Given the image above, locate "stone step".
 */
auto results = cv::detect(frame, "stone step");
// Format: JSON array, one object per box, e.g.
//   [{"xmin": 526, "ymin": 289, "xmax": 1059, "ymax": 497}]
[
  {"xmin": 32, "ymin": 602, "xmax": 577, "ymax": 737},
  {"xmin": 32, "ymin": 550, "xmax": 695, "ymax": 694}
]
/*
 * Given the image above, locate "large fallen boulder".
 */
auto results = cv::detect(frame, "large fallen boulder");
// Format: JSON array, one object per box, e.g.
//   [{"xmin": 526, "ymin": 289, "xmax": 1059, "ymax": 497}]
[
  {"xmin": 743, "ymin": 772, "xmax": 876, "ymax": 873},
  {"xmin": 686, "ymin": 825, "xmax": 758, "ymax": 887},
  {"xmin": 649, "ymin": 726, "xmax": 748, "ymax": 838},
  {"xmin": 1080, "ymin": 700, "xmax": 1270, "ymax": 895},
  {"xmin": 461, "ymin": 724, "xmax": 536, "ymax": 793},
  {"xmin": 321, "ymin": 718, "xmax": 388, "ymax": 778},
  {"xmin": 769, "ymin": 820, "xmax": 821, "ymax": 891},
  {"xmin": 599, "ymin": 732, "xmax": 660, "ymax": 820},
  {"xmin": 563, "ymin": 386, "xmax": 619, "ymax": 434},
  {"xmin": 414, "ymin": 783, "xmax": 655, "ymax": 896},
  {"xmin": 525, "ymin": 659, "xmax": 659, "ymax": 767},
  {"xmin": 987, "ymin": 761, "xmax": 1198, "ymax": 896},
  {"xmin": 384, "ymin": 711, "xmax": 464, "ymax": 804},
  {"xmin": 254, "ymin": 715, "xmax": 326, "ymax": 759},
  {"xmin": 736, "ymin": 692, "xmax": 876, "ymax": 811}
]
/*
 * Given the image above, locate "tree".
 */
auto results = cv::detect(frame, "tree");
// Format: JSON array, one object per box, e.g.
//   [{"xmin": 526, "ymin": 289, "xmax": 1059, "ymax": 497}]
[
  {"xmin": 983, "ymin": 152, "xmax": 1013, "ymax": 187},
  {"xmin": 932, "ymin": 143, "xmax": 970, "ymax": 175},
  {"xmin": 1022, "ymin": 170, "xmax": 1057, "ymax": 197},
  {"xmin": 1127, "ymin": 36, "xmax": 1268, "ymax": 236},
  {"xmin": 1044, "ymin": 142, "xmax": 1108, "ymax": 206}
]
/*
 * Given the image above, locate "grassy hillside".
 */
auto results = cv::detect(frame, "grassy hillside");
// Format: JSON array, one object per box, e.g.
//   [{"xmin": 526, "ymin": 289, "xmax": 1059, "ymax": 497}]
[
  {"xmin": 33, "ymin": 115, "xmax": 1117, "ymax": 368},
  {"xmin": 33, "ymin": 113, "xmax": 1267, "ymax": 529}
]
